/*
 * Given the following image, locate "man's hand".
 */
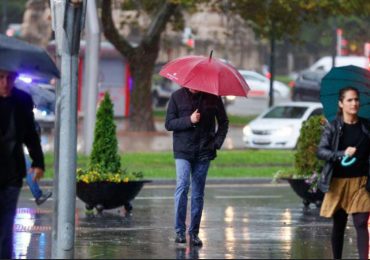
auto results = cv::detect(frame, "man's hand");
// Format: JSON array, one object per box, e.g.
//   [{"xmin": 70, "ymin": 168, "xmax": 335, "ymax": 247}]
[
  {"xmin": 344, "ymin": 147, "xmax": 356, "ymax": 157},
  {"xmin": 190, "ymin": 109, "xmax": 200, "ymax": 124},
  {"xmin": 30, "ymin": 167, "xmax": 44, "ymax": 182}
]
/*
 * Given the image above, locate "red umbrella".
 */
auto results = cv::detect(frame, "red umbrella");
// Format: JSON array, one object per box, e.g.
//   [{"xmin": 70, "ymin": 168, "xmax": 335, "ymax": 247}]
[{"xmin": 159, "ymin": 51, "xmax": 249, "ymax": 97}]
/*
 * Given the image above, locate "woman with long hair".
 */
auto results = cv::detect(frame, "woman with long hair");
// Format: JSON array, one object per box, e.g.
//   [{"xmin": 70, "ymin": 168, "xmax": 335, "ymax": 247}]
[{"xmin": 317, "ymin": 86, "xmax": 370, "ymax": 259}]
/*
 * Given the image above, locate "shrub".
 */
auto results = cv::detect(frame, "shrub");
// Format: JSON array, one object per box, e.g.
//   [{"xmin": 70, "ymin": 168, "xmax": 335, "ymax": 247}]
[
  {"xmin": 77, "ymin": 92, "xmax": 143, "ymax": 183},
  {"xmin": 273, "ymin": 115, "xmax": 326, "ymax": 183},
  {"xmin": 294, "ymin": 115, "xmax": 326, "ymax": 178}
]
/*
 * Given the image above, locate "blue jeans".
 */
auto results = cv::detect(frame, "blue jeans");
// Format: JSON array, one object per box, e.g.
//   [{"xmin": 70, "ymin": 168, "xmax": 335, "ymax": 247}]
[
  {"xmin": 0, "ymin": 186, "xmax": 21, "ymax": 259},
  {"xmin": 25, "ymin": 155, "xmax": 43, "ymax": 200},
  {"xmin": 174, "ymin": 159, "xmax": 210, "ymax": 235}
]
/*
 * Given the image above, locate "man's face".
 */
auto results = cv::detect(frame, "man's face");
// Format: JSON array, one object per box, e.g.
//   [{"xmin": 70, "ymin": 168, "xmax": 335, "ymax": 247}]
[{"xmin": 0, "ymin": 70, "xmax": 15, "ymax": 97}]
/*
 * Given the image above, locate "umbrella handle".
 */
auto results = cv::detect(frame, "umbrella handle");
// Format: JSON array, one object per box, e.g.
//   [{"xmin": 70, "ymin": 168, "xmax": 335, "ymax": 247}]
[{"xmin": 341, "ymin": 155, "xmax": 357, "ymax": 167}]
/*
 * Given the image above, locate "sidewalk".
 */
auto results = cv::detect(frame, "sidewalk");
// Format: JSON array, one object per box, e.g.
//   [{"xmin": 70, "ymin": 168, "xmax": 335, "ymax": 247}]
[{"xmin": 16, "ymin": 181, "xmax": 362, "ymax": 259}]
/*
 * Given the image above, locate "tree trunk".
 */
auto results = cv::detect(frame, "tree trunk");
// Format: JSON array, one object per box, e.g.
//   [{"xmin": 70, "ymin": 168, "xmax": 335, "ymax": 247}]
[
  {"xmin": 101, "ymin": 0, "xmax": 179, "ymax": 132},
  {"xmin": 127, "ymin": 45, "xmax": 158, "ymax": 131}
]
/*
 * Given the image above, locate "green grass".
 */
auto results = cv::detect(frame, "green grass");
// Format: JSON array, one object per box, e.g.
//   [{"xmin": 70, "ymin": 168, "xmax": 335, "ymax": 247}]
[
  {"xmin": 154, "ymin": 109, "xmax": 256, "ymax": 127},
  {"xmin": 275, "ymin": 75, "xmax": 294, "ymax": 85},
  {"xmin": 44, "ymin": 150, "xmax": 295, "ymax": 179}
]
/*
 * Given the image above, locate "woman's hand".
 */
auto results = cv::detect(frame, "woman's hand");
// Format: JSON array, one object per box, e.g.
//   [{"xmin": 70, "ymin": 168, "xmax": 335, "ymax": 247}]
[{"xmin": 344, "ymin": 146, "xmax": 356, "ymax": 157}]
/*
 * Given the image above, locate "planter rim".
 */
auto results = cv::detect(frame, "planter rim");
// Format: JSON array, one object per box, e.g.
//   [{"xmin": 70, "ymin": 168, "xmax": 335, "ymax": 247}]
[
  {"xmin": 76, "ymin": 180, "xmax": 152, "ymax": 184},
  {"xmin": 279, "ymin": 177, "xmax": 312, "ymax": 180}
]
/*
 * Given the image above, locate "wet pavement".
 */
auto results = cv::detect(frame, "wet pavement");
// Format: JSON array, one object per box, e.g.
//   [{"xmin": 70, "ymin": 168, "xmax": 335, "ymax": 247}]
[
  {"xmin": 40, "ymin": 120, "xmax": 244, "ymax": 153},
  {"xmin": 15, "ymin": 181, "xmax": 366, "ymax": 259}
]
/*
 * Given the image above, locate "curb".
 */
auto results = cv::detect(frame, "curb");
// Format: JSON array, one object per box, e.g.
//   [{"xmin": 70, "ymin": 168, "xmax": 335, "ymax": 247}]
[{"xmin": 36, "ymin": 178, "xmax": 274, "ymax": 187}]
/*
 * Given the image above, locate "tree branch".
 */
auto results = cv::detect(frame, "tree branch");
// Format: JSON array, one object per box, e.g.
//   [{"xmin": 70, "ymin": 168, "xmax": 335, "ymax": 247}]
[
  {"xmin": 101, "ymin": 0, "xmax": 134, "ymax": 58},
  {"xmin": 145, "ymin": 1, "xmax": 179, "ymax": 44}
]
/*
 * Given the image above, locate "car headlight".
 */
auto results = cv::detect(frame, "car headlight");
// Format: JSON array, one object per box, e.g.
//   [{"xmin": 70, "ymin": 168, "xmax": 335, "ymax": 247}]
[
  {"xmin": 275, "ymin": 125, "xmax": 294, "ymax": 137},
  {"xmin": 243, "ymin": 125, "xmax": 252, "ymax": 136},
  {"xmin": 226, "ymin": 95, "xmax": 236, "ymax": 101}
]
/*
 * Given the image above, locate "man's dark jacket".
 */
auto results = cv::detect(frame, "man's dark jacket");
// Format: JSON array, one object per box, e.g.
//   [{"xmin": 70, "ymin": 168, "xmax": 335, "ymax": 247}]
[
  {"xmin": 317, "ymin": 116, "xmax": 370, "ymax": 192},
  {"xmin": 165, "ymin": 88, "xmax": 229, "ymax": 161},
  {"xmin": 0, "ymin": 87, "xmax": 44, "ymax": 188}
]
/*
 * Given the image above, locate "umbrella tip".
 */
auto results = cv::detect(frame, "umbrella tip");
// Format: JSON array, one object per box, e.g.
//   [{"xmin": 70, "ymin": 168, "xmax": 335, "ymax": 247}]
[{"xmin": 209, "ymin": 50, "xmax": 213, "ymax": 61}]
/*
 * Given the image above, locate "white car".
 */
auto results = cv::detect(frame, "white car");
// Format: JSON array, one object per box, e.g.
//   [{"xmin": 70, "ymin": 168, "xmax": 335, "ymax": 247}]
[
  {"xmin": 242, "ymin": 102, "xmax": 323, "ymax": 149},
  {"xmin": 238, "ymin": 70, "xmax": 290, "ymax": 98},
  {"xmin": 308, "ymin": 56, "xmax": 368, "ymax": 72}
]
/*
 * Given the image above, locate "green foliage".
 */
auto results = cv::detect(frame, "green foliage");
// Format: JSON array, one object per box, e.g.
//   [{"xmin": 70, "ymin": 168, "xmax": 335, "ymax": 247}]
[
  {"xmin": 6, "ymin": 0, "xmax": 28, "ymax": 24},
  {"xmin": 231, "ymin": 0, "xmax": 370, "ymax": 41},
  {"xmin": 89, "ymin": 92, "xmax": 121, "ymax": 173},
  {"xmin": 49, "ymin": 149, "xmax": 294, "ymax": 180},
  {"xmin": 273, "ymin": 115, "xmax": 326, "ymax": 183},
  {"xmin": 294, "ymin": 115, "xmax": 326, "ymax": 177},
  {"xmin": 297, "ymin": 16, "xmax": 370, "ymax": 56},
  {"xmin": 77, "ymin": 92, "xmax": 143, "ymax": 183}
]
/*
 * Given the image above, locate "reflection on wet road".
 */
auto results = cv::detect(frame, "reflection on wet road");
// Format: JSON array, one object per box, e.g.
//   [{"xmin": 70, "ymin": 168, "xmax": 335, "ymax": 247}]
[{"xmin": 16, "ymin": 183, "xmax": 367, "ymax": 259}]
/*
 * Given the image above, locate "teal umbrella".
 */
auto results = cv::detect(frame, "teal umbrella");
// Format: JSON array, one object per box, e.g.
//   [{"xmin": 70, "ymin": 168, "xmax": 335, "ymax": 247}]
[
  {"xmin": 320, "ymin": 65, "xmax": 370, "ymax": 167},
  {"xmin": 320, "ymin": 65, "xmax": 370, "ymax": 122}
]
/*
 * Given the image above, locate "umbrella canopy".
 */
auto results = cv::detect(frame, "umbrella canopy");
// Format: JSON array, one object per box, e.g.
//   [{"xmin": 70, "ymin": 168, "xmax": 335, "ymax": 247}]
[
  {"xmin": 320, "ymin": 65, "xmax": 370, "ymax": 121},
  {"xmin": 159, "ymin": 52, "xmax": 249, "ymax": 97},
  {"xmin": 0, "ymin": 34, "xmax": 60, "ymax": 79}
]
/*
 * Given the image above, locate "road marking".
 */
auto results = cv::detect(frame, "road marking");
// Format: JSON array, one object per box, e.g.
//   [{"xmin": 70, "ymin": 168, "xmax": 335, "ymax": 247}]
[{"xmin": 215, "ymin": 195, "xmax": 282, "ymax": 199}]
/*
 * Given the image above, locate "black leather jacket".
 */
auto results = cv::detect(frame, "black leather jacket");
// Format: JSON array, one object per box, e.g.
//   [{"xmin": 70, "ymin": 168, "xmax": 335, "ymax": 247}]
[{"xmin": 317, "ymin": 116, "xmax": 370, "ymax": 192}]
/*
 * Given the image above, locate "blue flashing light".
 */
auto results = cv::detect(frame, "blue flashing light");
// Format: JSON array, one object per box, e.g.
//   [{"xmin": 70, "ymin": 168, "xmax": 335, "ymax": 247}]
[{"xmin": 18, "ymin": 75, "xmax": 33, "ymax": 84}]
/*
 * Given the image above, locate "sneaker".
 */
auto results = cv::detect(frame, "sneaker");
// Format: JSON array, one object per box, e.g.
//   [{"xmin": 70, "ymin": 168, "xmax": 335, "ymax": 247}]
[
  {"xmin": 189, "ymin": 234, "xmax": 203, "ymax": 247},
  {"xmin": 35, "ymin": 191, "xmax": 52, "ymax": 206},
  {"xmin": 175, "ymin": 233, "xmax": 186, "ymax": 244}
]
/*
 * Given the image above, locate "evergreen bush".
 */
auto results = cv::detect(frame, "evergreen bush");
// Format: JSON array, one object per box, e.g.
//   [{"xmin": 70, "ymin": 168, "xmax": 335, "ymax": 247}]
[
  {"xmin": 77, "ymin": 92, "xmax": 143, "ymax": 183},
  {"xmin": 273, "ymin": 115, "xmax": 326, "ymax": 182},
  {"xmin": 89, "ymin": 92, "xmax": 121, "ymax": 173},
  {"xmin": 294, "ymin": 115, "xmax": 326, "ymax": 178}
]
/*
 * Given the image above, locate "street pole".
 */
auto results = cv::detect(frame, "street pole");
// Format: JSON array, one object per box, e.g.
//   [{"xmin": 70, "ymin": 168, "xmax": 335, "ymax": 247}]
[
  {"xmin": 50, "ymin": 0, "xmax": 86, "ymax": 258},
  {"xmin": 82, "ymin": 0, "xmax": 100, "ymax": 155},
  {"xmin": 268, "ymin": 24, "xmax": 275, "ymax": 108}
]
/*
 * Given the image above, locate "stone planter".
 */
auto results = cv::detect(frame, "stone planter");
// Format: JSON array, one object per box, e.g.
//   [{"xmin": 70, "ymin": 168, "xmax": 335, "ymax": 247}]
[
  {"xmin": 283, "ymin": 178, "xmax": 324, "ymax": 208},
  {"xmin": 76, "ymin": 180, "xmax": 150, "ymax": 213}
]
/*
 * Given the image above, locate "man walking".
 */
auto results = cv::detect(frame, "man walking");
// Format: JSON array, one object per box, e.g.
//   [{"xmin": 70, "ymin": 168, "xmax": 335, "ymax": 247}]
[
  {"xmin": 165, "ymin": 87, "xmax": 229, "ymax": 246},
  {"xmin": 0, "ymin": 69, "xmax": 45, "ymax": 258}
]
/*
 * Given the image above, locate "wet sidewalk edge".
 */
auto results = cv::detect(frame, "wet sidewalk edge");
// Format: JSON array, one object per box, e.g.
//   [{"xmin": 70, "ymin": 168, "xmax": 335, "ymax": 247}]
[{"xmin": 34, "ymin": 178, "xmax": 277, "ymax": 187}]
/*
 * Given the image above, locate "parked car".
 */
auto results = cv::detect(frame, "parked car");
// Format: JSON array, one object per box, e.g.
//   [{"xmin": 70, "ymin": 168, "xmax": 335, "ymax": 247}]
[
  {"xmin": 238, "ymin": 70, "xmax": 290, "ymax": 98},
  {"xmin": 291, "ymin": 70, "xmax": 326, "ymax": 102},
  {"xmin": 242, "ymin": 102, "xmax": 323, "ymax": 149},
  {"xmin": 152, "ymin": 78, "xmax": 180, "ymax": 108},
  {"xmin": 308, "ymin": 56, "xmax": 368, "ymax": 72},
  {"xmin": 15, "ymin": 76, "xmax": 56, "ymax": 130}
]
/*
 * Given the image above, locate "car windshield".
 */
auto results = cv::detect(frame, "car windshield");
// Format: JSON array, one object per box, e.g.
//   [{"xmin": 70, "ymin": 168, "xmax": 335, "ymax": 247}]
[{"xmin": 263, "ymin": 106, "xmax": 308, "ymax": 119}]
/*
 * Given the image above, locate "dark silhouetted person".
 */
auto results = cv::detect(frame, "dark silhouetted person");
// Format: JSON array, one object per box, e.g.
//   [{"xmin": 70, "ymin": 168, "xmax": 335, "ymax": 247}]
[
  {"xmin": 165, "ymin": 87, "xmax": 229, "ymax": 246},
  {"xmin": 0, "ymin": 69, "xmax": 45, "ymax": 259}
]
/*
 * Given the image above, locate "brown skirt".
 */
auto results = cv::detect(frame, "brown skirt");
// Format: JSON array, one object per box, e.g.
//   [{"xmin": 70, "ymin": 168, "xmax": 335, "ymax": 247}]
[{"xmin": 320, "ymin": 176, "xmax": 370, "ymax": 218}]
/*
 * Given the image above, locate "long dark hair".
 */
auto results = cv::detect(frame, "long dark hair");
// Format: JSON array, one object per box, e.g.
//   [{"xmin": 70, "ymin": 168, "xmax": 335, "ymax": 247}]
[{"xmin": 337, "ymin": 86, "xmax": 360, "ymax": 116}]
